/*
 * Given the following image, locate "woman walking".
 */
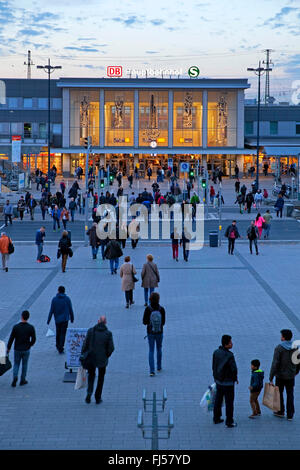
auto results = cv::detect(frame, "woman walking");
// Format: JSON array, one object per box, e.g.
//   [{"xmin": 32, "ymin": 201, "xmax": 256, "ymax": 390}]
[
  {"xmin": 120, "ymin": 255, "xmax": 137, "ymax": 308},
  {"xmin": 58, "ymin": 231, "xmax": 72, "ymax": 273},
  {"xmin": 0, "ymin": 231, "xmax": 13, "ymax": 272},
  {"xmin": 60, "ymin": 207, "xmax": 70, "ymax": 230},
  {"xmin": 255, "ymin": 213, "xmax": 265, "ymax": 240},
  {"xmin": 141, "ymin": 254, "xmax": 160, "ymax": 307}
]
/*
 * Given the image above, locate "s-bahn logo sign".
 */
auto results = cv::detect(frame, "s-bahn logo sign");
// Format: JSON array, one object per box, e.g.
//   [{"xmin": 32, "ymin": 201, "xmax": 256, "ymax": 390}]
[
  {"xmin": 188, "ymin": 66, "xmax": 200, "ymax": 78},
  {"xmin": 107, "ymin": 66, "xmax": 123, "ymax": 77}
]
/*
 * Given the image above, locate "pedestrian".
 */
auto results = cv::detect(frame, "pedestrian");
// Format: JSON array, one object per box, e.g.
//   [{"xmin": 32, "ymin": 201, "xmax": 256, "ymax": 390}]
[
  {"xmin": 25, "ymin": 191, "xmax": 31, "ymax": 213},
  {"xmin": 87, "ymin": 222, "xmax": 101, "ymax": 259},
  {"xmin": 128, "ymin": 174, "xmax": 133, "ymax": 188},
  {"xmin": 40, "ymin": 197, "xmax": 47, "ymax": 221},
  {"xmin": 225, "ymin": 220, "xmax": 240, "ymax": 255},
  {"xmin": 254, "ymin": 190, "xmax": 263, "ymax": 210},
  {"xmin": 141, "ymin": 254, "xmax": 160, "ymax": 307},
  {"xmin": 35, "ymin": 226, "xmax": 46, "ymax": 262},
  {"xmin": 60, "ymin": 180, "xmax": 66, "ymax": 195},
  {"xmin": 209, "ymin": 185, "xmax": 215, "ymax": 205},
  {"xmin": 130, "ymin": 216, "xmax": 140, "ymax": 249},
  {"xmin": 147, "ymin": 167, "xmax": 152, "ymax": 181},
  {"xmin": 180, "ymin": 229, "xmax": 191, "ymax": 262},
  {"xmin": 0, "ymin": 231, "xmax": 12, "ymax": 272},
  {"xmin": 58, "ymin": 230, "xmax": 72, "ymax": 272},
  {"xmin": 247, "ymin": 221, "xmax": 259, "ymax": 255},
  {"xmin": 171, "ymin": 228, "xmax": 180, "ymax": 261},
  {"xmin": 17, "ymin": 196, "xmax": 26, "ymax": 221},
  {"xmin": 143, "ymin": 292, "xmax": 165, "ymax": 377},
  {"xmin": 255, "ymin": 213, "xmax": 265, "ymax": 240},
  {"xmin": 28, "ymin": 195, "xmax": 37, "ymax": 220},
  {"xmin": 212, "ymin": 334, "xmax": 238, "ymax": 428},
  {"xmin": 240, "ymin": 184, "xmax": 247, "ymax": 199},
  {"xmin": 81, "ymin": 315, "xmax": 114, "ymax": 404},
  {"xmin": 4, "ymin": 200, "xmax": 13, "ymax": 226},
  {"xmin": 275, "ymin": 194, "xmax": 284, "ymax": 218},
  {"xmin": 234, "ymin": 192, "xmax": 244, "ymax": 214},
  {"xmin": 7, "ymin": 310, "xmax": 36, "ymax": 387},
  {"xmin": 116, "ymin": 171, "xmax": 122, "ymax": 187},
  {"xmin": 245, "ymin": 192, "xmax": 254, "ymax": 213},
  {"xmin": 51, "ymin": 205, "xmax": 61, "ymax": 232},
  {"xmin": 263, "ymin": 209, "xmax": 272, "ymax": 239},
  {"xmin": 120, "ymin": 255, "xmax": 137, "ymax": 308},
  {"xmin": 68, "ymin": 197, "xmax": 77, "ymax": 222},
  {"xmin": 47, "ymin": 286, "xmax": 74, "ymax": 353},
  {"xmin": 104, "ymin": 238, "xmax": 123, "ymax": 274},
  {"xmin": 263, "ymin": 188, "xmax": 269, "ymax": 200},
  {"xmin": 235, "ymin": 179, "xmax": 240, "ymax": 194},
  {"xmin": 263, "ymin": 162, "xmax": 269, "ymax": 176},
  {"xmin": 248, "ymin": 359, "xmax": 264, "ymax": 419},
  {"xmin": 60, "ymin": 206, "xmax": 70, "ymax": 230},
  {"xmin": 269, "ymin": 329, "xmax": 300, "ymax": 420}
]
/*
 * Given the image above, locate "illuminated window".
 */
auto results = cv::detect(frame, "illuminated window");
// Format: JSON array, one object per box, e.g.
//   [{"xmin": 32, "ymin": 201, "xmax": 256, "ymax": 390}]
[
  {"xmin": 105, "ymin": 90, "xmax": 134, "ymax": 146},
  {"xmin": 70, "ymin": 89, "xmax": 99, "ymax": 146},
  {"xmin": 173, "ymin": 91, "xmax": 202, "ymax": 147},
  {"xmin": 207, "ymin": 91, "xmax": 237, "ymax": 147},
  {"xmin": 139, "ymin": 91, "xmax": 168, "ymax": 147}
]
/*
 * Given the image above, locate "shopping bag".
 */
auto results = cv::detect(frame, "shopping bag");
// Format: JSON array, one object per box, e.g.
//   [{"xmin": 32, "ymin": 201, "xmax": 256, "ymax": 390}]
[
  {"xmin": 200, "ymin": 383, "xmax": 216, "ymax": 412},
  {"xmin": 262, "ymin": 383, "xmax": 280, "ymax": 412},
  {"xmin": 253, "ymin": 203, "xmax": 256, "ymax": 208},
  {"xmin": 46, "ymin": 328, "xmax": 55, "ymax": 338},
  {"xmin": 0, "ymin": 356, "xmax": 12, "ymax": 376},
  {"xmin": 74, "ymin": 366, "xmax": 87, "ymax": 390}
]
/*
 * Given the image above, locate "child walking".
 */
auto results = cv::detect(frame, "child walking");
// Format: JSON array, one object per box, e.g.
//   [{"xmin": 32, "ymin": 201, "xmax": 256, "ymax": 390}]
[{"xmin": 249, "ymin": 359, "xmax": 264, "ymax": 419}]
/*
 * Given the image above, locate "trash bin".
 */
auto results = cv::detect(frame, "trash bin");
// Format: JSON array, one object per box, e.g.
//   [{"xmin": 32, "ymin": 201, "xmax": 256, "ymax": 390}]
[
  {"xmin": 209, "ymin": 231, "xmax": 218, "ymax": 247},
  {"xmin": 285, "ymin": 204, "xmax": 294, "ymax": 217}
]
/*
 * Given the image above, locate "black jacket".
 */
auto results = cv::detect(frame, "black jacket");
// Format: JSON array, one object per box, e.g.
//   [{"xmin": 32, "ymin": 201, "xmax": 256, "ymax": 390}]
[
  {"xmin": 143, "ymin": 305, "xmax": 165, "ymax": 335},
  {"xmin": 81, "ymin": 323, "xmax": 114, "ymax": 368},
  {"xmin": 7, "ymin": 322, "xmax": 36, "ymax": 352},
  {"xmin": 59, "ymin": 236, "xmax": 72, "ymax": 255},
  {"xmin": 225, "ymin": 225, "xmax": 240, "ymax": 239},
  {"xmin": 212, "ymin": 346, "xmax": 238, "ymax": 384},
  {"xmin": 104, "ymin": 240, "xmax": 123, "ymax": 259},
  {"xmin": 269, "ymin": 342, "xmax": 300, "ymax": 381},
  {"xmin": 250, "ymin": 369, "xmax": 264, "ymax": 392}
]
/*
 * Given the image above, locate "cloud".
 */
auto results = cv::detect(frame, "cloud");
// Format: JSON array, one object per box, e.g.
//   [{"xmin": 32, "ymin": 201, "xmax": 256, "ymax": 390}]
[
  {"xmin": 150, "ymin": 19, "xmax": 165, "ymax": 26},
  {"xmin": 64, "ymin": 46, "xmax": 100, "ymax": 52},
  {"xmin": 112, "ymin": 15, "xmax": 143, "ymax": 27},
  {"xmin": 0, "ymin": 0, "xmax": 15, "ymax": 22},
  {"xmin": 32, "ymin": 12, "xmax": 60, "ymax": 22},
  {"xmin": 145, "ymin": 50, "xmax": 159, "ymax": 54},
  {"xmin": 78, "ymin": 64, "xmax": 105, "ymax": 70},
  {"xmin": 263, "ymin": 6, "xmax": 299, "ymax": 25},
  {"xmin": 19, "ymin": 29, "xmax": 44, "ymax": 36}
]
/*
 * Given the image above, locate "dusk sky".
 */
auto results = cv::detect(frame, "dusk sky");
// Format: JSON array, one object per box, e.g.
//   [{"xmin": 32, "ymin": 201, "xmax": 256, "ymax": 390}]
[{"xmin": 1, "ymin": 0, "xmax": 300, "ymax": 100}]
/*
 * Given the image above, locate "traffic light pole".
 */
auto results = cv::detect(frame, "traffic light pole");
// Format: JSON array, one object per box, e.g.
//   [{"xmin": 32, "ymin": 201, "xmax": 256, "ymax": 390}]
[{"xmin": 84, "ymin": 138, "xmax": 91, "ymax": 246}]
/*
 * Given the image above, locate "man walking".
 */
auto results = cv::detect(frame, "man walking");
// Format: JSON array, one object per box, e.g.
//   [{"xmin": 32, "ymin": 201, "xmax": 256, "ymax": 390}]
[
  {"xmin": 263, "ymin": 209, "xmax": 272, "ymax": 239},
  {"xmin": 35, "ymin": 226, "xmax": 46, "ymax": 262},
  {"xmin": 225, "ymin": 220, "xmax": 240, "ymax": 255},
  {"xmin": 68, "ymin": 197, "xmax": 77, "ymax": 222},
  {"xmin": 213, "ymin": 334, "xmax": 238, "ymax": 428},
  {"xmin": 269, "ymin": 329, "xmax": 300, "ymax": 421},
  {"xmin": 4, "ymin": 200, "xmax": 13, "ymax": 226},
  {"xmin": 47, "ymin": 286, "xmax": 74, "ymax": 354},
  {"xmin": 81, "ymin": 316, "xmax": 114, "ymax": 404},
  {"xmin": 28, "ymin": 195, "xmax": 37, "ymax": 220},
  {"xmin": 247, "ymin": 221, "xmax": 259, "ymax": 255},
  {"xmin": 7, "ymin": 310, "xmax": 36, "ymax": 387},
  {"xmin": 143, "ymin": 292, "xmax": 165, "ymax": 376}
]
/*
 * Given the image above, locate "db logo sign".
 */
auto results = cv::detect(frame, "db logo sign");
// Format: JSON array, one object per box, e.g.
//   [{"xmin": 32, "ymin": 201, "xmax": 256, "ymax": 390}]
[{"xmin": 107, "ymin": 66, "xmax": 122, "ymax": 77}]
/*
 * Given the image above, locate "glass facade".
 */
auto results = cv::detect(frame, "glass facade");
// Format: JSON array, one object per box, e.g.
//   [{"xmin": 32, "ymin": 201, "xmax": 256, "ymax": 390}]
[
  {"xmin": 139, "ymin": 90, "xmax": 168, "ymax": 147},
  {"xmin": 105, "ymin": 90, "xmax": 134, "ymax": 146},
  {"xmin": 173, "ymin": 90, "xmax": 202, "ymax": 146},
  {"xmin": 207, "ymin": 91, "xmax": 237, "ymax": 147},
  {"xmin": 70, "ymin": 89, "xmax": 99, "ymax": 146}
]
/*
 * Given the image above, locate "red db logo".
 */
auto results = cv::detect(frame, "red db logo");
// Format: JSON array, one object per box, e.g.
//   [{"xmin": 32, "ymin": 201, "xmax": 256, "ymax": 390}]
[{"xmin": 107, "ymin": 66, "xmax": 122, "ymax": 77}]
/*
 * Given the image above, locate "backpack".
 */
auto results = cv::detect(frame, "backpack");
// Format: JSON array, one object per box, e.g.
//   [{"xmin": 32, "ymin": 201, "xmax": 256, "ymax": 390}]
[
  {"xmin": 150, "ymin": 309, "xmax": 162, "ymax": 334},
  {"xmin": 39, "ymin": 254, "xmax": 50, "ymax": 262}
]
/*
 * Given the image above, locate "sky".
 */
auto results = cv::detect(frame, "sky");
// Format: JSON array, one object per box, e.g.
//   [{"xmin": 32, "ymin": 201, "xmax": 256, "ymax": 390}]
[{"xmin": 0, "ymin": 0, "xmax": 300, "ymax": 101}]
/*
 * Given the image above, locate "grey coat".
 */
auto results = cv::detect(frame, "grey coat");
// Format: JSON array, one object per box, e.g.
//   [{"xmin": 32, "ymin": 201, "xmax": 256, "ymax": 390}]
[
  {"xmin": 81, "ymin": 323, "xmax": 114, "ymax": 368},
  {"xmin": 120, "ymin": 262, "xmax": 137, "ymax": 291},
  {"xmin": 141, "ymin": 261, "xmax": 160, "ymax": 288}
]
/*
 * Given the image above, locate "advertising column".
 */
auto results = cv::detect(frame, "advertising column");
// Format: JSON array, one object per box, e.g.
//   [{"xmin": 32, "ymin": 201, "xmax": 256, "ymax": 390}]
[{"xmin": 11, "ymin": 135, "xmax": 22, "ymax": 162}]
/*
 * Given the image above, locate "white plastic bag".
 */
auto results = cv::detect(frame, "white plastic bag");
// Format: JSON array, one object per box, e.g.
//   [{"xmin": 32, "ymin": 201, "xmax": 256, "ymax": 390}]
[
  {"xmin": 74, "ymin": 366, "xmax": 87, "ymax": 390},
  {"xmin": 200, "ymin": 383, "xmax": 216, "ymax": 412},
  {"xmin": 46, "ymin": 328, "xmax": 55, "ymax": 337}
]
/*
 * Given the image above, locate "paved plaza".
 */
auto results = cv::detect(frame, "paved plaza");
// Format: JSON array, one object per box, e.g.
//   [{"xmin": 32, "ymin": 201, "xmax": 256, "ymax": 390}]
[{"xmin": 0, "ymin": 238, "xmax": 300, "ymax": 450}]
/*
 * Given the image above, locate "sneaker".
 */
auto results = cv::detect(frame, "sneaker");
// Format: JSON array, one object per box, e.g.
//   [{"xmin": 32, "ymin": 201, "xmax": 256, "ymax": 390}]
[
  {"xmin": 214, "ymin": 419, "xmax": 224, "ymax": 424},
  {"xmin": 226, "ymin": 422, "xmax": 237, "ymax": 428},
  {"xmin": 19, "ymin": 380, "xmax": 28, "ymax": 386},
  {"xmin": 95, "ymin": 398, "xmax": 103, "ymax": 404},
  {"xmin": 273, "ymin": 412, "xmax": 285, "ymax": 418},
  {"xmin": 150, "ymin": 372, "xmax": 155, "ymax": 377},
  {"xmin": 248, "ymin": 414, "xmax": 257, "ymax": 419},
  {"xmin": 287, "ymin": 417, "xmax": 293, "ymax": 421},
  {"xmin": 114, "ymin": 269, "xmax": 117, "ymax": 274},
  {"xmin": 157, "ymin": 368, "xmax": 162, "ymax": 372},
  {"xmin": 130, "ymin": 301, "xmax": 135, "ymax": 305},
  {"xmin": 11, "ymin": 378, "xmax": 17, "ymax": 387},
  {"xmin": 85, "ymin": 394, "xmax": 91, "ymax": 404},
  {"xmin": 125, "ymin": 304, "xmax": 129, "ymax": 308},
  {"xmin": 5, "ymin": 267, "xmax": 8, "ymax": 272}
]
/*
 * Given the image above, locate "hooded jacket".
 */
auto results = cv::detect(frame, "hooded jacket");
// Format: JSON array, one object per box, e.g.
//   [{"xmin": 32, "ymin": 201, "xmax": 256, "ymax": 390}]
[
  {"xmin": 212, "ymin": 346, "xmax": 238, "ymax": 385},
  {"xmin": 269, "ymin": 341, "xmax": 300, "ymax": 381},
  {"xmin": 47, "ymin": 293, "xmax": 74, "ymax": 325},
  {"xmin": 81, "ymin": 323, "xmax": 114, "ymax": 368},
  {"xmin": 250, "ymin": 369, "xmax": 264, "ymax": 392}
]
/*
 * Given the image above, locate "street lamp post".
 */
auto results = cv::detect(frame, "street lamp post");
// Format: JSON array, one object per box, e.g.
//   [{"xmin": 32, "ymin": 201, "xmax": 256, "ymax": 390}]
[
  {"xmin": 247, "ymin": 61, "xmax": 272, "ymax": 191},
  {"xmin": 37, "ymin": 59, "xmax": 62, "ymax": 194}
]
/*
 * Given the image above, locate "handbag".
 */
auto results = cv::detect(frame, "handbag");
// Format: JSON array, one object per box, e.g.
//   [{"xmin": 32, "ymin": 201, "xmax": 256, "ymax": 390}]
[
  {"xmin": 57, "ymin": 248, "xmax": 61, "ymax": 259},
  {"xmin": 80, "ymin": 327, "xmax": 96, "ymax": 369},
  {"xmin": 0, "ymin": 355, "xmax": 12, "ymax": 376},
  {"xmin": 8, "ymin": 241, "xmax": 14, "ymax": 254},
  {"xmin": 74, "ymin": 366, "xmax": 87, "ymax": 390},
  {"xmin": 262, "ymin": 383, "xmax": 280, "ymax": 412},
  {"xmin": 132, "ymin": 264, "xmax": 138, "ymax": 283},
  {"xmin": 148, "ymin": 262, "xmax": 159, "ymax": 283},
  {"xmin": 68, "ymin": 248, "xmax": 73, "ymax": 258}
]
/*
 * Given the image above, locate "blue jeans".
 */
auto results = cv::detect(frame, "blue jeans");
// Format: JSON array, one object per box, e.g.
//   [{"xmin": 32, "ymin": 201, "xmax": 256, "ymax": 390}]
[
  {"xmin": 37, "ymin": 244, "xmax": 43, "ymax": 260},
  {"xmin": 91, "ymin": 246, "xmax": 99, "ymax": 258},
  {"xmin": 53, "ymin": 217, "xmax": 60, "ymax": 230},
  {"xmin": 147, "ymin": 333, "xmax": 163, "ymax": 374},
  {"xmin": 109, "ymin": 258, "xmax": 119, "ymax": 273},
  {"xmin": 70, "ymin": 209, "xmax": 75, "ymax": 222},
  {"xmin": 144, "ymin": 287, "xmax": 154, "ymax": 304},
  {"xmin": 264, "ymin": 223, "xmax": 271, "ymax": 238},
  {"xmin": 13, "ymin": 350, "xmax": 30, "ymax": 381}
]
